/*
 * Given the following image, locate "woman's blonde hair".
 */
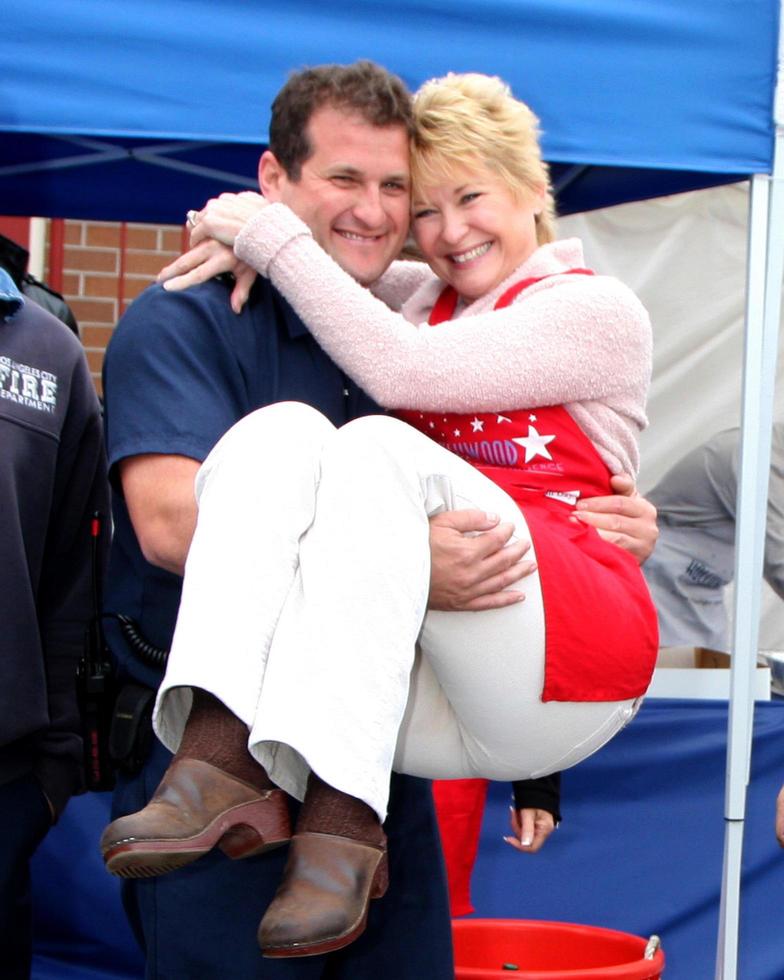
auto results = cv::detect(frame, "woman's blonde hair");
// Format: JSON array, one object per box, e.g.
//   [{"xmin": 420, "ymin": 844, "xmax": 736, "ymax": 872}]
[{"xmin": 411, "ymin": 73, "xmax": 556, "ymax": 244}]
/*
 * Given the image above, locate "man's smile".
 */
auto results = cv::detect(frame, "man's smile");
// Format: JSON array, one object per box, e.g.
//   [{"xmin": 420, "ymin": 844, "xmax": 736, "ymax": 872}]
[{"xmin": 335, "ymin": 229, "xmax": 386, "ymax": 244}]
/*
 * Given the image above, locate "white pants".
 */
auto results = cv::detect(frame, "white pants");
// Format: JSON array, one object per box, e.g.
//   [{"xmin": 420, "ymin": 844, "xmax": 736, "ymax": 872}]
[{"xmin": 154, "ymin": 403, "xmax": 637, "ymax": 820}]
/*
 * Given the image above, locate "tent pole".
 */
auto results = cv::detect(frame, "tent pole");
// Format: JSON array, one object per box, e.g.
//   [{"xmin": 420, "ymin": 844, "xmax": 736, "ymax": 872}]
[
  {"xmin": 715, "ymin": 11, "xmax": 784, "ymax": 972},
  {"xmin": 714, "ymin": 175, "xmax": 771, "ymax": 980}
]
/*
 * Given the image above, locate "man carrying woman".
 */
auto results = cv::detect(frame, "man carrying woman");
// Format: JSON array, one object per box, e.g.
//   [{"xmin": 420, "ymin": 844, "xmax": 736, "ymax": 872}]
[{"xmin": 102, "ymin": 63, "xmax": 659, "ymax": 968}]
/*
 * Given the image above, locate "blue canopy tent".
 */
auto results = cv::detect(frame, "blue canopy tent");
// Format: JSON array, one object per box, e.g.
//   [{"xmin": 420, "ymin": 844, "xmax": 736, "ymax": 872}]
[
  {"xmin": 2, "ymin": 0, "xmax": 774, "ymax": 221},
  {"xmin": 4, "ymin": 3, "xmax": 783, "ymax": 977}
]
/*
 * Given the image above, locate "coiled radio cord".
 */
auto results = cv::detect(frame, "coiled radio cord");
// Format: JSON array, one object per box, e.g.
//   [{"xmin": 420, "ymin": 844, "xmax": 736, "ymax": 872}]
[{"xmin": 105, "ymin": 613, "xmax": 170, "ymax": 670}]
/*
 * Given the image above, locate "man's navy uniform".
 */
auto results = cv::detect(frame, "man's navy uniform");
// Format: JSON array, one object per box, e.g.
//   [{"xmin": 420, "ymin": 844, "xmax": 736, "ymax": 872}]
[{"xmin": 103, "ymin": 276, "xmax": 453, "ymax": 979}]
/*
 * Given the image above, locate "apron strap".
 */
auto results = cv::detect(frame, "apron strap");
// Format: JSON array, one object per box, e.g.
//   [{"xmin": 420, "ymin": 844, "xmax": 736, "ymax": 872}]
[{"xmin": 428, "ymin": 268, "xmax": 595, "ymax": 325}]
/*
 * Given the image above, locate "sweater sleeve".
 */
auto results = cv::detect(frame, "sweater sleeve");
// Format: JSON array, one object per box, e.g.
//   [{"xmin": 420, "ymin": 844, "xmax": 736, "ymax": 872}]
[
  {"xmin": 368, "ymin": 260, "xmax": 436, "ymax": 310},
  {"xmin": 235, "ymin": 204, "xmax": 651, "ymax": 414}
]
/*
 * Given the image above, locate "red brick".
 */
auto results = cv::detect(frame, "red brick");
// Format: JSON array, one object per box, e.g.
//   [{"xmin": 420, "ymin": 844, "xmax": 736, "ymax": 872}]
[
  {"xmin": 85, "ymin": 349, "xmax": 106, "ymax": 375},
  {"xmin": 83, "ymin": 274, "xmax": 120, "ymax": 299},
  {"xmin": 61, "ymin": 273, "xmax": 81, "ymax": 295},
  {"xmin": 64, "ymin": 222, "xmax": 83, "ymax": 245},
  {"xmin": 92, "ymin": 376, "xmax": 103, "ymax": 399},
  {"xmin": 125, "ymin": 226, "xmax": 158, "ymax": 250},
  {"xmin": 69, "ymin": 297, "xmax": 117, "ymax": 324},
  {"xmin": 85, "ymin": 223, "xmax": 121, "ymax": 248},
  {"xmin": 81, "ymin": 325, "xmax": 114, "ymax": 349},
  {"xmin": 161, "ymin": 228, "xmax": 188, "ymax": 252},
  {"xmin": 125, "ymin": 250, "xmax": 177, "ymax": 276},
  {"xmin": 123, "ymin": 276, "xmax": 155, "ymax": 300},
  {"xmin": 64, "ymin": 247, "xmax": 118, "ymax": 273}
]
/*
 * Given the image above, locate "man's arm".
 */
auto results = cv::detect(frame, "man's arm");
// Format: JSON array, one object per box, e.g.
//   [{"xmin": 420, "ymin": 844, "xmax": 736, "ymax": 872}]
[
  {"xmin": 103, "ymin": 283, "xmax": 252, "ymax": 582},
  {"xmin": 428, "ymin": 475, "xmax": 658, "ymax": 611},
  {"xmin": 120, "ymin": 454, "xmax": 201, "ymax": 575}
]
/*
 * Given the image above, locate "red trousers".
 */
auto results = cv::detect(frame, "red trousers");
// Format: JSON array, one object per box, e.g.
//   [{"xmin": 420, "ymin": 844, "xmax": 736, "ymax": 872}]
[{"xmin": 432, "ymin": 778, "xmax": 489, "ymax": 916}]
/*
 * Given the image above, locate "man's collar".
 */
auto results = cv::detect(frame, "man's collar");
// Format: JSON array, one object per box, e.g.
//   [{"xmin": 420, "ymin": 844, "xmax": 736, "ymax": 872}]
[{"xmin": 0, "ymin": 267, "xmax": 24, "ymax": 321}]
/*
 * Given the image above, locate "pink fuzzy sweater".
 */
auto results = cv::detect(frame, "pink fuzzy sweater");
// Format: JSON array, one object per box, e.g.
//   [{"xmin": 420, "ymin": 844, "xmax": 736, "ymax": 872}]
[{"xmin": 235, "ymin": 204, "xmax": 652, "ymax": 475}]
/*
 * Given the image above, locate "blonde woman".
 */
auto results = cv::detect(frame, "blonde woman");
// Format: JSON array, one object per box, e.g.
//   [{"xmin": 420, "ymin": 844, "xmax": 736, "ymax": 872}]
[{"xmin": 102, "ymin": 73, "xmax": 657, "ymax": 959}]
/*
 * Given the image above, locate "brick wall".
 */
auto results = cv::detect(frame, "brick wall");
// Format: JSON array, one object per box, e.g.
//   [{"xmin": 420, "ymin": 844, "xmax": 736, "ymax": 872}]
[{"xmin": 51, "ymin": 219, "xmax": 188, "ymax": 395}]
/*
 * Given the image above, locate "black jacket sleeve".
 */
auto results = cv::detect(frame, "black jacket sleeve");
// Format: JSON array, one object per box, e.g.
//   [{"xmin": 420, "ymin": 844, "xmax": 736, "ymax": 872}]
[
  {"xmin": 512, "ymin": 773, "xmax": 562, "ymax": 824},
  {"xmin": 34, "ymin": 353, "xmax": 109, "ymax": 817}
]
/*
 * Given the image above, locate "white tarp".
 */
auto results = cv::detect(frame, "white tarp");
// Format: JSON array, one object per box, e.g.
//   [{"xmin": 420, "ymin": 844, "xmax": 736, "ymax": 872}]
[{"xmin": 559, "ymin": 182, "xmax": 784, "ymax": 651}]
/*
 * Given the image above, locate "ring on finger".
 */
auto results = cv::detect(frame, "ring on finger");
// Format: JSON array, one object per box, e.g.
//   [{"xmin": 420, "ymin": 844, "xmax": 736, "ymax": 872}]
[{"xmin": 186, "ymin": 209, "xmax": 200, "ymax": 228}]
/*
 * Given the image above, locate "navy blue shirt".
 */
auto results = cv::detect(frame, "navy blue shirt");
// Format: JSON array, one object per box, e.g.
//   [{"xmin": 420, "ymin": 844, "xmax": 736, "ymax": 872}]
[
  {"xmin": 102, "ymin": 275, "xmax": 454, "ymax": 978},
  {"xmin": 103, "ymin": 275, "xmax": 378, "ymax": 687}
]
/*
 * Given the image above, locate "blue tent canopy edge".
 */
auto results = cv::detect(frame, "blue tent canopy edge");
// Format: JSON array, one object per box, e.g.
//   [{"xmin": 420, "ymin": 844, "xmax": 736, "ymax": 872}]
[{"xmin": 2, "ymin": 0, "xmax": 778, "ymax": 221}]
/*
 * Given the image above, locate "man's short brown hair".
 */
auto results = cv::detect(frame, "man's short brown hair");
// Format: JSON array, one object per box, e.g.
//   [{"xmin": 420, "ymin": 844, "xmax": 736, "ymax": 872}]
[{"xmin": 269, "ymin": 61, "xmax": 413, "ymax": 180}]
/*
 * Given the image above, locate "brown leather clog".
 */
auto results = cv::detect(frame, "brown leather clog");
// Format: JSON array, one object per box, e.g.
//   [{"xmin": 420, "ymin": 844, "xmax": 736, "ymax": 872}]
[
  {"xmin": 101, "ymin": 757, "xmax": 291, "ymax": 878},
  {"xmin": 258, "ymin": 831, "xmax": 388, "ymax": 958}
]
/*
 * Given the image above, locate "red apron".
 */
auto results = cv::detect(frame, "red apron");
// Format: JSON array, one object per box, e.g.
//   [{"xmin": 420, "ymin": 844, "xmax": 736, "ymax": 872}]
[
  {"xmin": 397, "ymin": 272, "xmax": 659, "ymax": 703},
  {"xmin": 403, "ymin": 272, "xmax": 658, "ymax": 916}
]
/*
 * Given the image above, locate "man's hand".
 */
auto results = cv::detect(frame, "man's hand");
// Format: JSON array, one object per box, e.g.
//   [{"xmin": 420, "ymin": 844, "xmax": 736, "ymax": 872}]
[
  {"xmin": 776, "ymin": 784, "xmax": 784, "ymax": 848},
  {"xmin": 503, "ymin": 807, "xmax": 556, "ymax": 853},
  {"xmin": 428, "ymin": 510, "xmax": 536, "ymax": 611},
  {"xmin": 572, "ymin": 473, "xmax": 658, "ymax": 564}
]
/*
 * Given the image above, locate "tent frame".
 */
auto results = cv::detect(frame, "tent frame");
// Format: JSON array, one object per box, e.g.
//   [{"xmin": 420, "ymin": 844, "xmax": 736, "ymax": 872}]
[{"xmin": 717, "ymin": 6, "xmax": 784, "ymax": 976}]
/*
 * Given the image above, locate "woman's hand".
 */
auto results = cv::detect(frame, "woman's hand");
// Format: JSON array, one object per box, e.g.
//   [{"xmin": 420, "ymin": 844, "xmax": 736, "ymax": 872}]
[
  {"xmin": 159, "ymin": 240, "xmax": 257, "ymax": 314},
  {"xmin": 503, "ymin": 806, "xmax": 556, "ymax": 853},
  {"xmin": 157, "ymin": 193, "xmax": 267, "ymax": 313},
  {"xmin": 188, "ymin": 191, "xmax": 268, "ymax": 248}
]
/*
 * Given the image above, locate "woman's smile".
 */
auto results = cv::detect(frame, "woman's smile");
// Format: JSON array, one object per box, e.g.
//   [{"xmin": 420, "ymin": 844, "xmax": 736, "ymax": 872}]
[{"xmin": 449, "ymin": 241, "xmax": 493, "ymax": 265}]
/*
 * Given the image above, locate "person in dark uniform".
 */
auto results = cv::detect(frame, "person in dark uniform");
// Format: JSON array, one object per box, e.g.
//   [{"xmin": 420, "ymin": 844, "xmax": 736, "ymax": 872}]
[
  {"xmin": 102, "ymin": 62, "xmax": 466, "ymax": 980},
  {"xmin": 0, "ymin": 267, "xmax": 108, "ymax": 978},
  {"xmin": 0, "ymin": 232, "xmax": 79, "ymax": 336}
]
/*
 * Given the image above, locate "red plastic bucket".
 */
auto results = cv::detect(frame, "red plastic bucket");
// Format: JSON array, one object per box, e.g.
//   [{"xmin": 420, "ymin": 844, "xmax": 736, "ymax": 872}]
[{"xmin": 453, "ymin": 919, "xmax": 664, "ymax": 979}]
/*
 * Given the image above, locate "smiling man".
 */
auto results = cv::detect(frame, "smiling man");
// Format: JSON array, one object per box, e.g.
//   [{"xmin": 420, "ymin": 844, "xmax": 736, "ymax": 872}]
[
  {"xmin": 102, "ymin": 62, "xmax": 469, "ymax": 980},
  {"xmin": 259, "ymin": 103, "xmax": 411, "ymax": 286}
]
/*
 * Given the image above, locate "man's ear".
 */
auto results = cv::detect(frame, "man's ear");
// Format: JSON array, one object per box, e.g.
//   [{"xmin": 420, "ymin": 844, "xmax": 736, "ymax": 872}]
[{"xmin": 258, "ymin": 151, "xmax": 286, "ymax": 201}]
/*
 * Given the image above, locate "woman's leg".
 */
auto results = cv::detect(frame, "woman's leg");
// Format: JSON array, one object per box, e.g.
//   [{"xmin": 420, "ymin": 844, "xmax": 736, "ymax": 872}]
[
  {"xmin": 154, "ymin": 400, "xmax": 338, "ymax": 746},
  {"xmin": 246, "ymin": 414, "xmax": 439, "ymax": 819},
  {"xmin": 101, "ymin": 402, "xmax": 338, "ymax": 876},
  {"xmin": 250, "ymin": 413, "xmax": 633, "ymax": 960},
  {"xmin": 398, "ymin": 610, "xmax": 638, "ymax": 780},
  {"xmin": 156, "ymin": 410, "xmax": 632, "ymax": 960},
  {"xmin": 249, "ymin": 413, "xmax": 636, "ymax": 821}
]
